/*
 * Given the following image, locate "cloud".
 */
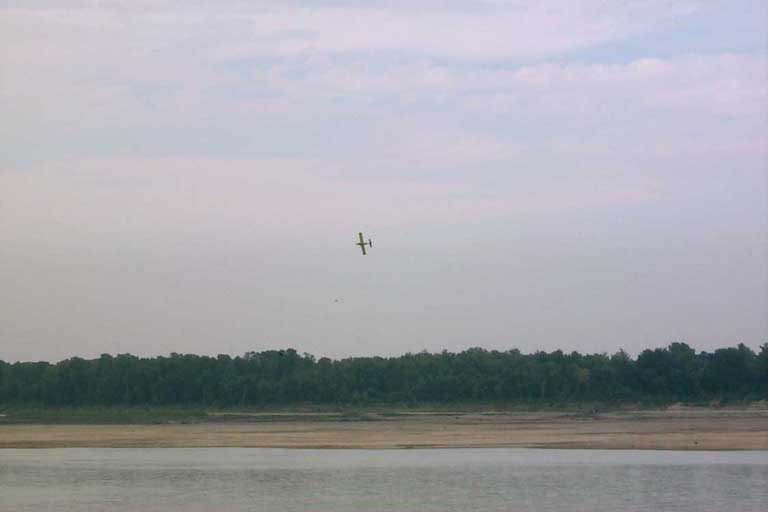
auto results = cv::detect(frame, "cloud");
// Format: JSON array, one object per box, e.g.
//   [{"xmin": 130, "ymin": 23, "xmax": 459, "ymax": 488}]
[
  {"xmin": 245, "ymin": 54, "xmax": 766, "ymax": 121},
  {"xmin": 2, "ymin": 1, "xmax": 764, "ymax": 165},
  {"xmin": 1, "ymin": 1, "xmax": 765, "ymax": 229},
  {"xmin": 2, "ymin": 1, "xmax": 696, "ymax": 60}
]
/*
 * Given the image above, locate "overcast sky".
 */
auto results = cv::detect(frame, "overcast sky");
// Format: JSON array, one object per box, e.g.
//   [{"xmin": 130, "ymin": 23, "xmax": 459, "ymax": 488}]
[{"xmin": 1, "ymin": 0, "xmax": 766, "ymax": 362}]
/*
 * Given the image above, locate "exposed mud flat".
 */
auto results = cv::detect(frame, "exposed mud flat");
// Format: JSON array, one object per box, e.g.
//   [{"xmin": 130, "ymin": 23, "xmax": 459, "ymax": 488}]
[{"xmin": 2, "ymin": 407, "xmax": 767, "ymax": 450}]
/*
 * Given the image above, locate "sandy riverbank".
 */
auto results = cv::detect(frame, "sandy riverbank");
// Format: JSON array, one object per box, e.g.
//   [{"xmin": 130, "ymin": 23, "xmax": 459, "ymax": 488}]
[{"xmin": 2, "ymin": 406, "xmax": 767, "ymax": 450}]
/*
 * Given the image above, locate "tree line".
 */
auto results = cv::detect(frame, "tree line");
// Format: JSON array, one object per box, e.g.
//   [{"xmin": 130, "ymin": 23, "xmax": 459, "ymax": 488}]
[{"xmin": 1, "ymin": 343, "xmax": 766, "ymax": 407}]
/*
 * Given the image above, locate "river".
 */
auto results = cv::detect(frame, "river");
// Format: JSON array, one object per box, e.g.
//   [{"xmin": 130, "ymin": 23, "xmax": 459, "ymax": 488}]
[{"xmin": 1, "ymin": 448, "xmax": 766, "ymax": 511}]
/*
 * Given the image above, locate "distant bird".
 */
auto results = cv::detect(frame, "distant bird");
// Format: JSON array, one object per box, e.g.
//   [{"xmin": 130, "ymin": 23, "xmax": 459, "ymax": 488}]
[{"xmin": 356, "ymin": 232, "xmax": 373, "ymax": 255}]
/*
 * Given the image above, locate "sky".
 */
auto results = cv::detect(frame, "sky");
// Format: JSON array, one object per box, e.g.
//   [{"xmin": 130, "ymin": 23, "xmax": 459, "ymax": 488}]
[{"xmin": 1, "ymin": 0, "xmax": 767, "ymax": 362}]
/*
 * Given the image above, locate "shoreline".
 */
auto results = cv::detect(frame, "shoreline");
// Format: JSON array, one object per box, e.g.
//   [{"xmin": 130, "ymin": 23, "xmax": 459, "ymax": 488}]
[{"xmin": 2, "ymin": 406, "xmax": 767, "ymax": 450}]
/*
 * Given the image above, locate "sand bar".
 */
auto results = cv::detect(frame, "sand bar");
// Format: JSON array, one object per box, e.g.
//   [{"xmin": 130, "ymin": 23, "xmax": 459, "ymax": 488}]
[{"xmin": 2, "ymin": 407, "xmax": 767, "ymax": 450}]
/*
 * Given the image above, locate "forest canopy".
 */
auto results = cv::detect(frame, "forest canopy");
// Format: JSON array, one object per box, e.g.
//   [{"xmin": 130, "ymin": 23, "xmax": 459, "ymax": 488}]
[{"xmin": 1, "ymin": 343, "xmax": 766, "ymax": 407}]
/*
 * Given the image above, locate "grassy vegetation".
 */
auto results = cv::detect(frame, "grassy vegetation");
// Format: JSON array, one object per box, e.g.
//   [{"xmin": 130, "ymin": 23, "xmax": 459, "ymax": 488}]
[
  {"xmin": 2, "ymin": 399, "xmax": 762, "ymax": 425},
  {"xmin": 0, "ymin": 406, "xmax": 210, "ymax": 425}
]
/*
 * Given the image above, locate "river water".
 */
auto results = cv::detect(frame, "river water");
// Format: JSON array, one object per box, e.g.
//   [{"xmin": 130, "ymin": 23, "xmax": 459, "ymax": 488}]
[{"xmin": 1, "ymin": 448, "xmax": 766, "ymax": 511}]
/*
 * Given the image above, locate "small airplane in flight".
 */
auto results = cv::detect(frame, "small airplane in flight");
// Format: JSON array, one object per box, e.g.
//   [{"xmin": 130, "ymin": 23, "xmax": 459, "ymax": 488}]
[{"xmin": 356, "ymin": 232, "xmax": 373, "ymax": 255}]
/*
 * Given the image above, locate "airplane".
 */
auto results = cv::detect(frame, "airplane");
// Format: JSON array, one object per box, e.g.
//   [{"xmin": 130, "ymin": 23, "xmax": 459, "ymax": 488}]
[{"xmin": 356, "ymin": 232, "xmax": 373, "ymax": 255}]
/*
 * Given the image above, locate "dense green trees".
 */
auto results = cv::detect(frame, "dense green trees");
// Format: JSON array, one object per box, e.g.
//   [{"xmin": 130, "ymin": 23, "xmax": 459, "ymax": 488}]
[{"xmin": 0, "ymin": 344, "xmax": 765, "ymax": 407}]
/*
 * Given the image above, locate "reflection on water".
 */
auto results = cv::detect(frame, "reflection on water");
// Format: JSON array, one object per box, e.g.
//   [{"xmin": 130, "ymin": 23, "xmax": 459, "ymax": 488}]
[{"xmin": 1, "ymin": 449, "xmax": 766, "ymax": 511}]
